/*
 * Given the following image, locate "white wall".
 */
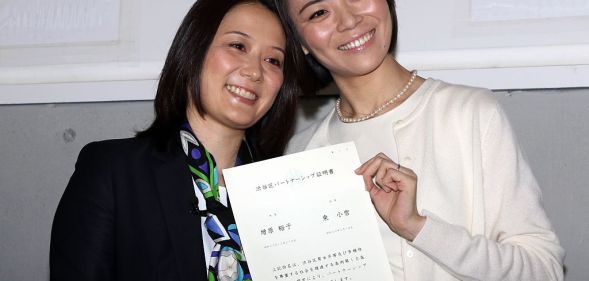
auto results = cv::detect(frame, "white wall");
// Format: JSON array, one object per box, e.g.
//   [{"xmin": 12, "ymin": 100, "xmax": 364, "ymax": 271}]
[
  {"xmin": 0, "ymin": 0, "xmax": 195, "ymax": 104},
  {"xmin": 3, "ymin": 0, "xmax": 589, "ymax": 104}
]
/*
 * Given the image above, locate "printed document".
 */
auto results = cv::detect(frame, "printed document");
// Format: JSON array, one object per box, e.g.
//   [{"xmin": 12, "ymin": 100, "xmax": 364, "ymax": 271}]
[{"xmin": 224, "ymin": 142, "xmax": 394, "ymax": 281}]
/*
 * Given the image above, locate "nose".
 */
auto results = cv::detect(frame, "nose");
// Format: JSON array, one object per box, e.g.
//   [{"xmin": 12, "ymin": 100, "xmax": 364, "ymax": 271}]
[
  {"xmin": 336, "ymin": 2, "xmax": 362, "ymax": 32},
  {"xmin": 240, "ymin": 59, "xmax": 263, "ymax": 82}
]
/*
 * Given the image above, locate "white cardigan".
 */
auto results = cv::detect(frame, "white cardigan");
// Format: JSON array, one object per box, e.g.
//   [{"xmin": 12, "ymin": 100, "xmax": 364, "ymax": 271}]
[{"xmin": 286, "ymin": 79, "xmax": 565, "ymax": 281}]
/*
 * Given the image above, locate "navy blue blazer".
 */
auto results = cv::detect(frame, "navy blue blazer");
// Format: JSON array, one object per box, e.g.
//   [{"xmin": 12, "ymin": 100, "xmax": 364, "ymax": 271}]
[{"xmin": 50, "ymin": 137, "xmax": 208, "ymax": 281}]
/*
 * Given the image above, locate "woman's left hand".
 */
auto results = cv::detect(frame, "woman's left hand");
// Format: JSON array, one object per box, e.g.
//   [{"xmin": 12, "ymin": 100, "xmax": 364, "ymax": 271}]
[{"xmin": 355, "ymin": 153, "xmax": 426, "ymax": 241}]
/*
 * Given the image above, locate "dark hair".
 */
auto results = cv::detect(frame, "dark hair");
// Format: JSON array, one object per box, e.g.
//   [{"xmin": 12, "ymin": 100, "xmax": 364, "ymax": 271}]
[
  {"xmin": 274, "ymin": 0, "xmax": 399, "ymax": 91},
  {"xmin": 137, "ymin": 0, "xmax": 312, "ymax": 160}
]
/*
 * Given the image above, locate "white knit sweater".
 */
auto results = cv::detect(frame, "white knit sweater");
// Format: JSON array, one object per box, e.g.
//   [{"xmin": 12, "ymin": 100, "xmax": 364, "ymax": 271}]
[{"xmin": 286, "ymin": 79, "xmax": 565, "ymax": 281}]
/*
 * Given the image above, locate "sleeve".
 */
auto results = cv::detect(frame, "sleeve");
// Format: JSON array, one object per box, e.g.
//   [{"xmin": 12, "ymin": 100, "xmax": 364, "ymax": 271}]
[
  {"xmin": 50, "ymin": 142, "xmax": 115, "ymax": 281},
  {"xmin": 409, "ymin": 104, "xmax": 565, "ymax": 281}
]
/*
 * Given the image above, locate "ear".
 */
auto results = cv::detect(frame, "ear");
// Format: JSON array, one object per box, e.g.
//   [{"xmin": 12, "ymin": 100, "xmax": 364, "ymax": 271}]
[{"xmin": 301, "ymin": 45, "xmax": 309, "ymax": 55}]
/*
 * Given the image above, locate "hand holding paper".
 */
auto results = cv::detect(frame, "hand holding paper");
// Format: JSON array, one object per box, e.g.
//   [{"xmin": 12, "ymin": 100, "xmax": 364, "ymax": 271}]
[{"xmin": 355, "ymin": 153, "xmax": 425, "ymax": 242}]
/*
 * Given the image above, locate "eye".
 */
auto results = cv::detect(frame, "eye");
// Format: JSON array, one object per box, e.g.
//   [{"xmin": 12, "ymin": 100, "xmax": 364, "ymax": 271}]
[
  {"xmin": 229, "ymin": 42, "xmax": 246, "ymax": 51},
  {"xmin": 309, "ymin": 9, "xmax": 328, "ymax": 20},
  {"xmin": 265, "ymin": 57, "xmax": 283, "ymax": 68}
]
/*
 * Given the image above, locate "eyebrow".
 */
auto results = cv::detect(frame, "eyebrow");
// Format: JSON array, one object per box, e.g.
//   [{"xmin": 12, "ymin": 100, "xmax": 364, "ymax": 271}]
[
  {"xmin": 225, "ymin": 30, "xmax": 286, "ymax": 54},
  {"xmin": 225, "ymin": 30, "xmax": 250, "ymax": 38},
  {"xmin": 299, "ymin": 0, "xmax": 322, "ymax": 15}
]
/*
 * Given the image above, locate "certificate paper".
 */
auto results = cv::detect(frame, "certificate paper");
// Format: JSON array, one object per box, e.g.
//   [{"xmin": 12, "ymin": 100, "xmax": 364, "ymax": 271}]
[{"xmin": 224, "ymin": 142, "xmax": 394, "ymax": 281}]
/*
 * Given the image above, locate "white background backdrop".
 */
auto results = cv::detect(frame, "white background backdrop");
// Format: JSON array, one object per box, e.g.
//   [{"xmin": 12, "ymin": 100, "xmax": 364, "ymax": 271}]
[{"xmin": 1, "ymin": 0, "xmax": 588, "ymax": 104}]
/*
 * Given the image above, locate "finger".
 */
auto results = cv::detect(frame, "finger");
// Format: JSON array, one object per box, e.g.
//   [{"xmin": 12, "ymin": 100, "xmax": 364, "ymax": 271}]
[
  {"xmin": 356, "ymin": 157, "xmax": 384, "ymax": 179},
  {"xmin": 360, "ymin": 159, "xmax": 390, "ymax": 191},
  {"xmin": 367, "ymin": 182, "xmax": 399, "ymax": 215},
  {"xmin": 367, "ymin": 183, "xmax": 381, "ymax": 199},
  {"xmin": 366, "ymin": 179, "xmax": 380, "ymax": 193},
  {"xmin": 375, "ymin": 152, "xmax": 392, "ymax": 161},
  {"xmin": 401, "ymin": 166, "xmax": 417, "ymax": 177},
  {"xmin": 355, "ymin": 153, "xmax": 391, "ymax": 174},
  {"xmin": 357, "ymin": 158, "xmax": 382, "ymax": 191},
  {"xmin": 355, "ymin": 156, "xmax": 379, "ymax": 174},
  {"xmin": 368, "ymin": 180, "xmax": 387, "ymax": 198},
  {"xmin": 392, "ymin": 161, "xmax": 417, "ymax": 176},
  {"xmin": 359, "ymin": 155, "xmax": 399, "ymax": 178},
  {"xmin": 374, "ymin": 167, "xmax": 393, "ymax": 193},
  {"xmin": 383, "ymin": 168, "xmax": 402, "ymax": 192},
  {"xmin": 363, "ymin": 162, "xmax": 398, "ymax": 192},
  {"xmin": 362, "ymin": 174, "xmax": 378, "ymax": 191},
  {"xmin": 395, "ymin": 164, "xmax": 418, "ymax": 182}
]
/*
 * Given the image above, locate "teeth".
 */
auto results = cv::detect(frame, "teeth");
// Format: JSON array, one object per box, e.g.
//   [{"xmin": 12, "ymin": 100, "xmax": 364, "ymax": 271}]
[
  {"xmin": 338, "ymin": 30, "xmax": 374, "ymax": 51},
  {"xmin": 226, "ymin": 84, "xmax": 256, "ymax": 100}
]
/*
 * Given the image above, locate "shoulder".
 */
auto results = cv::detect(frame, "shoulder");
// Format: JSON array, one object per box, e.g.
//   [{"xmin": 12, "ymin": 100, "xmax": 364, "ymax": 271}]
[
  {"xmin": 429, "ymin": 79, "xmax": 498, "ymax": 110},
  {"xmin": 79, "ymin": 137, "xmax": 153, "ymax": 159},
  {"xmin": 419, "ymin": 79, "xmax": 501, "ymax": 123},
  {"xmin": 59, "ymin": 138, "xmax": 147, "ymax": 214},
  {"xmin": 75, "ymin": 137, "xmax": 158, "ymax": 173},
  {"xmin": 64, "ymin": 137, "xmax": 163, "ymax": 204}
]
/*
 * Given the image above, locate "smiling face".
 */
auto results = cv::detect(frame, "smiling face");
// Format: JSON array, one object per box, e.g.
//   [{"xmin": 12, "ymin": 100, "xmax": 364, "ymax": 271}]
[
  {"xmin": 287, "ymin": 0, "xmax": 393, "ymax": 79},
  {"xmin": 197, "ymin": 2, "xmax": 286, "ymax": 131}
]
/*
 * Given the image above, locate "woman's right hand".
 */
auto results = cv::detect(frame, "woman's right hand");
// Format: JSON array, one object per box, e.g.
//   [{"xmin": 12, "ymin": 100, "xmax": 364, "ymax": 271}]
[{"xmin": 355, "ymin": 153, "xmax": 426, "ymax": 241}]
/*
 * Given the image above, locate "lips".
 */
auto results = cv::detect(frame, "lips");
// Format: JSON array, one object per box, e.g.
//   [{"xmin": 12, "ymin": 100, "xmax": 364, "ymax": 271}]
[
  {"xmin": 337, "ymin": 29, "xmax": 375, "ymax": 51},
  {"xmin": 225, "ymin": 84, "xmax": 257, "ymax": 101}
]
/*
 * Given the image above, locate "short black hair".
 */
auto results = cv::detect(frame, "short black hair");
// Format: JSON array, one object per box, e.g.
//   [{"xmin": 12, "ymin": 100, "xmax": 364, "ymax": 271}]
[
  {"xmin": 138, "ymin": 0, "xmax": 312, "ymax": 159},
  {"xmin": 274, "ymin": 0, "xmax": 399, "ymax": 91}
]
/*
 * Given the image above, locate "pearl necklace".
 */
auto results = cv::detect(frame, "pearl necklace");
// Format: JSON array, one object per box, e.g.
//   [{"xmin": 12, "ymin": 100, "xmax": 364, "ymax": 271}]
[{"xmin": 336, "ymin": 70, "xmax": 418, "ymax": 123}]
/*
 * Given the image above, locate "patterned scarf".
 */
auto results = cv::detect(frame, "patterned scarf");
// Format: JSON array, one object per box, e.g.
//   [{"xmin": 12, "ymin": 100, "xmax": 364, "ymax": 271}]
[{"xmin": 180, "ymin": 123, "xmax": 252, "ymax": 281}]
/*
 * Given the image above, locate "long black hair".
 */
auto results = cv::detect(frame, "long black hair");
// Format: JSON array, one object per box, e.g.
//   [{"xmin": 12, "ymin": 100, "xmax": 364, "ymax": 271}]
[
  {"xmin": 137, "ymin": 0, "xmax": 312, "ymax": 160},
  {"xmin": 274, "ymin": 0, "xmax": 399, "ymax": 91}
]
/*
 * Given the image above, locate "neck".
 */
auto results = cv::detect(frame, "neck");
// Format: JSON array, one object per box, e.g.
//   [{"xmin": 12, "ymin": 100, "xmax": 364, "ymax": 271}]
[
  {"xmin": 186, "ymin": 107, "xmax": 244, "ymax": 182},
  {"xmin": 332, "ymin": 56, "xmax": 420, "ymax": 117}
]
